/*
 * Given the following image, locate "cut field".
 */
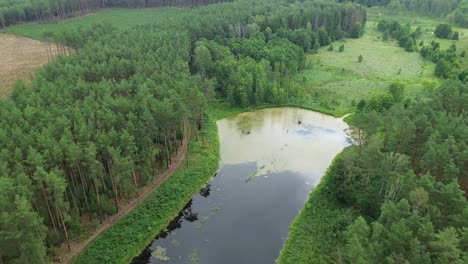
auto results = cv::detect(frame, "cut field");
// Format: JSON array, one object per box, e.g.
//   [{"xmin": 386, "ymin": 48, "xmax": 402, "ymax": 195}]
[
  {"xmin": 0, "ymin": 34, "xmax": 58, "ymax": 98},
  {"xmin": 294, "ymin": 21, "xmax": 439, "ymax": 116},
  {"xmin": 2, "ymin": 8, "xmax": 186, "ymax": 40}
]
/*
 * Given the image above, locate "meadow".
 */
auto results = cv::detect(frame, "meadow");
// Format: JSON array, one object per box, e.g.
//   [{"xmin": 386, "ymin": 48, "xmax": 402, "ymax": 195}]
[
  {"xmin": 292, "ymin": 21, "xmax": 439, "ymax": 117},
  {"xmin": 367, "ymin": 7, "xmax": 468, "ymax": 67}
]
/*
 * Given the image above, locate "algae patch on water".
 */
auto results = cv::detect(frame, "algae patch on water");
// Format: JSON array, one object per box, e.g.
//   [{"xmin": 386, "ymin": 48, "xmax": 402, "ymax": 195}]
[{"xmin": 152, "ymin": 246, "xmax": 170, "ymax": 261}]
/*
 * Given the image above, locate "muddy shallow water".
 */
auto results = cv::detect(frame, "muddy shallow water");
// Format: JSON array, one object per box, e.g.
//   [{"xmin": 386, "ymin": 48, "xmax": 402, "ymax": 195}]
[{"xmin": 131, "ymin": 107, "xmax": 350, "ymax": 264}]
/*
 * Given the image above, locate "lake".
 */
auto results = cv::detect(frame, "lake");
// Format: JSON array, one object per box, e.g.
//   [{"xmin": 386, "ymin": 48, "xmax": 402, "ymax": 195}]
[{"xmin": 131, "ymin": 107, "xmax": 350, "ymax": 264}]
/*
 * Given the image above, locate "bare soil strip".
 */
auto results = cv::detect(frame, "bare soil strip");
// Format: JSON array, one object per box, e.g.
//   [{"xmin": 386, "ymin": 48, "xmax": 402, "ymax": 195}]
[{"xmin": 0, "ymin": 34, "xmax": 58, "ymax": 98}]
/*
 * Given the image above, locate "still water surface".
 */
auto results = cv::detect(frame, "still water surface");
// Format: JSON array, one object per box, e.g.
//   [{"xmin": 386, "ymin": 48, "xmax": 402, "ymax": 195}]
[{"xmin": 131, "ymin": 107, "xmax": 350, "ymax": 264}]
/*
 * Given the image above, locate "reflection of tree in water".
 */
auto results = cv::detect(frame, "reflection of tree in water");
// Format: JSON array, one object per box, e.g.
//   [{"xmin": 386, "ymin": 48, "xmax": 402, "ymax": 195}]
[
  {"xmin": 130, "ymin": 200, "xmax": 199, "ymax": 264},
  {"xmin": 234, "ymin": 110, "xmax": 264, "ymax": 133},
  {"xmin": 183, "ymin": 201, "xmax": 199, "ymax": 222},
  {"xmin": 199, "ymin": 183, "xmax": 211, "ymax": 198}
]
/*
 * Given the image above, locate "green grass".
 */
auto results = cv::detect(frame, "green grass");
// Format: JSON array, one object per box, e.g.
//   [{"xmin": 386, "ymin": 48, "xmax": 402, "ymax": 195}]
[
  {"xmin": 293, "ymin": 21, "xmax": 440, "ymax": 116},
  {"xmin": 277, "ymin": 148, "xmax": 358, "ymax": 264},
  {"xmin": 367, "ymin": 7, "xmax": 468, "ymax": 68},
  {"xmin": 75, "ymin": 111, "xmax": 223, "ymax": 264},
  {"xmin": 2, "ymin": 8, "xmax": 186, "ymax": 40}
]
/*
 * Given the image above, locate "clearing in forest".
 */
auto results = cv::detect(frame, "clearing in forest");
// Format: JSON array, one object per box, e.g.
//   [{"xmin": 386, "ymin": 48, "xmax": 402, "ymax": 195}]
[
  {"xmin": 0, "ymin": 34, "xmax": 58, "ymax": 98},
  {"xmin": 295, "ymin": 21, "xmax": 439, "ymax": 116}
]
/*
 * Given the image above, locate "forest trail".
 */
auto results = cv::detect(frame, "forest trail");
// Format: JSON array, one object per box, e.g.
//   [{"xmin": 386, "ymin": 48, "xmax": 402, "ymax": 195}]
[{"xmin": 58, "ymin": 137, "xmax": 189, "ymax": 264}]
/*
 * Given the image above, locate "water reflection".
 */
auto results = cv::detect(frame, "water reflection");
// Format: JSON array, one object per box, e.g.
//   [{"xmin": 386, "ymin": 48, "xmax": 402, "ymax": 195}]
[
  {"xmin": 130, "ymin": 107, "xmax": 350, "ymax": 264},
  {"xmin": 218, "ymin": 107, "xmax": 350, "ymax": 177}
]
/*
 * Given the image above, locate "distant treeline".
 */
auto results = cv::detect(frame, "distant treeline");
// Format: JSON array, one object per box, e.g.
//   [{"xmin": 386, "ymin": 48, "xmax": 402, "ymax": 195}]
[
  {"xmin": 339, "ymin": 0, "xmax": 468, "ymax": 27},
  {"xmin": 0, "ymin": 0, "xmax": 366, "ymax": 263},
  {"xmin": 0, "ymin": 0, "xmax": 233, "ymax": 28}
]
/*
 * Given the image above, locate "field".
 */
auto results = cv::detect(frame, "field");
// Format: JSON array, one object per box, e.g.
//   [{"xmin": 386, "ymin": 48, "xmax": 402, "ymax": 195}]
[
  {"xmin": 0, "ymin": 34, "xmax": 58, "ymax": 98},
  {"xmin": 367, "ymin": 7, "xmax": 468, "ymax": 67},
  {"xmin": 2, "ymin": 8, "xmax": 186, "ymax": 40},
  {"xmin": 293, "ymin": 21, "xmax": 439, "ymax": 116},
  {"xmin": 0, "ymin": 8, "xmax": 186, "ymax": 98}
]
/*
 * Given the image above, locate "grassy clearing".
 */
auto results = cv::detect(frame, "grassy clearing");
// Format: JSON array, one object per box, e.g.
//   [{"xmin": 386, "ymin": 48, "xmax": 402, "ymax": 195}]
[
  {"xmin": 0, "ymin": 34, "xmax": 59, "ymax": 98},
  {"xmin": 293, "ymin": 22, "xmax": 438, "ymax": 116},
  {"xmin": 277, "ymin": 148, "xmax": 357, "ymax": 264},
  {"xmin": 2, "ymin": 8, "xmax": 186, "ymax": 40},
  {"xmin": 367, "ymin": 7, "xmax": 468, "ymax": 68}
]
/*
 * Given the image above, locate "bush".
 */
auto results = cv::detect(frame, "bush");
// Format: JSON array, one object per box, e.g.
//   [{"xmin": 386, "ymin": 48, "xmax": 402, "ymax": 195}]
[
  {"xmin": 434, "ymin": 24, "xmax": 452, "ymax": 39},
  {"xmin": 338, "ymin": 44, "xmax": 345, "ymax": 52}
]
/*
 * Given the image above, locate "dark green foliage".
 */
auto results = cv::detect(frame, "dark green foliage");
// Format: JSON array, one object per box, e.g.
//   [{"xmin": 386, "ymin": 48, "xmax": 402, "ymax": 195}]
[
  {"xmin": 389, "ymin": 82, "xmax": 405, "ymax": 103},
  {"xmin": 378, "ymin": 20, "xmax": 462, "ymax": 79},
  {"xmin": 358, "ymin": 54, "xmax": 363, "ymax": 63},
  {"xmin": 339, "ymin": 44, "xmax": 345, "ymax": 52},
  {"xmin": 351, "ymin": 22, "xmax": 364, "ymax": 38},
  {"xmin": 328, "ymin": 44, "xmax": 334, "ymax": 51},
  {"xmin": 435, "ymin": 24, "xmax": 453, "ymax": 39},
  {"xmin": 75, "ymin": 113, "xmax": 220, "ymax": 264},
  {"xmin": 378, "ymin": 20, "xmax": 416, "ymax": 52},
  {"xmin": 279, "ymin": 80, "xmax": 468, "ymax": 263},
  {"xmin": 0, "ymin": 177, "xmax": 47, "ymax": 264},
  {"xmin": 435, "ymin": 59, "xmax": 452, "ymax": 78},
  {"xmin": 0, "ymin": 0, "xmax": 369, "ymax": 262},
  {"xmin": 278, "ymin": 150, "xmax": 357, "ymax": 264}
]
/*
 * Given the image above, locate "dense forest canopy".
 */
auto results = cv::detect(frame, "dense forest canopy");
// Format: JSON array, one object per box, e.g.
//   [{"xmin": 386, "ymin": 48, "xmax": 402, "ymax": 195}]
[
  {"xmin": 333, "ymin": 80, "xmax": 468, "ymax": 263},
  {"xmin": 0, "ymin": 0, "xmax": 367, "ymax": 263},
  {"xmin": 0, "ymin": 0, "xmax": 466, "ymax": 263}
]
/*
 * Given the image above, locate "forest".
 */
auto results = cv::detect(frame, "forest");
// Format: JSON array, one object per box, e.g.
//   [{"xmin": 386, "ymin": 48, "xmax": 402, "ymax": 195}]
[
  {"xmin": 0, "ymin": 0, "xmax": 368, "ymax": 263},
  {"xmin": 0, "ymin": 0, "xmax": 233, "ymax": 27},
  {"xmin": 279, "ymin": 78, "xmax": 467, "ymax": 263},
  {"xmin": 0, "ymin": 0, "xmax": 466, "ymax": 263}
]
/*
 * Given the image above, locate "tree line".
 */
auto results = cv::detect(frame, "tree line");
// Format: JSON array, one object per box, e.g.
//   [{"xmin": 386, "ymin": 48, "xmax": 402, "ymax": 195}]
[
  {"xmin": 339, "ymin": 0, "xmax": 468, "ymax": 27},
  {"xmin": 0, "ymin": 0, "xmax": 366, "ymax": 263},
  {"xmin": 329, "ymin": 80, "xmax": 467, "ymax": 263},
  {"xmin": 0, "ymin": 0, "xmax": 233, "ymax": 28}
]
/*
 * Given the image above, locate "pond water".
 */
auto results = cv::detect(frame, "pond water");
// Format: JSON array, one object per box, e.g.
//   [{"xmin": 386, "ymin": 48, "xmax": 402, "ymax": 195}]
[{"xmin": 131, "ymin": 107, "xmax": 351, "ymax": 264}]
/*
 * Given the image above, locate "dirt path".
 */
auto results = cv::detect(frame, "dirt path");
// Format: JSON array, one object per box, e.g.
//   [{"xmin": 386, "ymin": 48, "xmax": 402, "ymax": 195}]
[{"xmin": 58, "ymin": 137, "xmax": 189, "ymax": 264}]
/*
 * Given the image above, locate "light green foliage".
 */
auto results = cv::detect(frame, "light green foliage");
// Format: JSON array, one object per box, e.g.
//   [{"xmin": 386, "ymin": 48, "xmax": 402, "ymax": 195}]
[
  {"xmin": 2, "ymin": 8, "xmax": 187, "ymax": 40},
  {"xmin": 367, "ymin": 7, "xmax": 468, "ymax": 68},
  {"xmin": 151, "ymin": 246, "xmax": 170, "ymax": 261},
  {"xmin": 292, "ymin": 22, "xmax": 436, "ymax": 116}
]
